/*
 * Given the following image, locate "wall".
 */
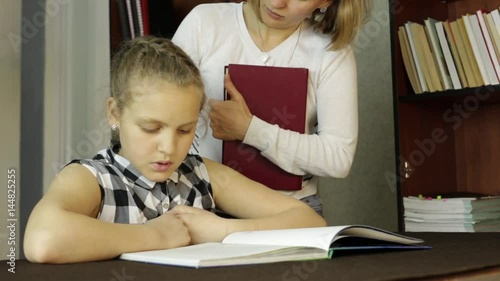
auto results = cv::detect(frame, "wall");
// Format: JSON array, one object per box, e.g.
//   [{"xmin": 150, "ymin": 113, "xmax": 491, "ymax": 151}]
[
  {"xmin": 0, "ymin": 0, "xmax": 22, "ymax": 259},
  {"xmin": 43, "ymin": 0, "xmax": 110, "ymax": 191},
  {"xmin": 0, "ymin": 0, "xmax": 110, "ymax": 259},
  {"xmin": 319, "ymin": 0, "xmax": 398, "ymax": 231}
]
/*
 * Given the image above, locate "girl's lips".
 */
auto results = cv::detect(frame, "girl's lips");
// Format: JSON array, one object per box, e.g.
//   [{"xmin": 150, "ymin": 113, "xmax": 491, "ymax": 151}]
[{"xmin": 152, "ymin": 161, "xmax": 172, "ymax": 172}]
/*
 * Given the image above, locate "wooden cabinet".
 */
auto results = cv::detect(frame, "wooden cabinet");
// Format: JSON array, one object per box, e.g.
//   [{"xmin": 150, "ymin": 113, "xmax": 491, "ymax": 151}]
[{"xmin": 390, "ymin": 0, "xmax": 500, "ymax": 230}]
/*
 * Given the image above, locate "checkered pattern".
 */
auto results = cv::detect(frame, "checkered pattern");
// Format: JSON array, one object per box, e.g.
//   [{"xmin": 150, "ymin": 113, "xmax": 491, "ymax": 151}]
[{"xmin": 70, "ymin": 146, "xmax": 215, "ymax": 224}]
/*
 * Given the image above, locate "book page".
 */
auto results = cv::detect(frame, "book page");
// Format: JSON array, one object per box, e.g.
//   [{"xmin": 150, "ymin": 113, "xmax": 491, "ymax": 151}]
[
  {"xmin": 223, "ymin": 226, "xmax": 349, "ymax": 251},
  {"xmin": 120, "ymin": 243, "xmax": 328, "ymax": 267},
  {"xmin": 222, "ymin": 225, "xmax": 424, "ymax": 251}
]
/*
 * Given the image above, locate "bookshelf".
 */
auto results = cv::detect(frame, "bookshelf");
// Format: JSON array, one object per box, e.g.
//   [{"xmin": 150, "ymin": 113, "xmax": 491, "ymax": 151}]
[{"xmin": 390, "ymin": 0, "xmax": 500, "ymax": 230}]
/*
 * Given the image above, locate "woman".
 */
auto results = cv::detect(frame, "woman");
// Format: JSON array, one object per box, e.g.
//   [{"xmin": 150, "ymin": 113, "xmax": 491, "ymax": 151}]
[{"xmin": 172, "ymin": 0, "xmax": 370, "ymax": 215}]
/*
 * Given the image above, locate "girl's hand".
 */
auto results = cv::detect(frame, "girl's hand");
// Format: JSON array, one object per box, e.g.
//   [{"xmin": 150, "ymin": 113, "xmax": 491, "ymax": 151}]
[
  {"xmin": 169, "ymin": 205, "xmax": 228, "ymax": 244},
  {"xmin": 208, "ymin": 73, "xmax": 253, "ymax": 141},
  {"xmin": 144, "ymin": 212, "xmax": 191, "ymax": 249}
]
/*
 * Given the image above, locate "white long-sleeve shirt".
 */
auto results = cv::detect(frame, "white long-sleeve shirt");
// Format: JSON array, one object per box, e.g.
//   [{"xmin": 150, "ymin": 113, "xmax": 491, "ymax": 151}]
[{"xmin": 172, "ymin": 2, "xmax": 358, "ymax": 199}]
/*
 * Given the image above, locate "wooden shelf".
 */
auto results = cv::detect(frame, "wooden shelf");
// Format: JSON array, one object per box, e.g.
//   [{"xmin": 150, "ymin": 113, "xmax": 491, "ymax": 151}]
[
  {"xmin": 390, "ymin": 0, "xmax": 500, "ymax": 230},
  {"xmin": 398, "ymin": 85, "xmax": 500, "ymax": 105}
]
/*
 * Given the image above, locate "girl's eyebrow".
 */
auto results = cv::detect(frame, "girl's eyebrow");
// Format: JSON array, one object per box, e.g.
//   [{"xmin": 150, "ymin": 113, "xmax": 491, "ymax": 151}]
[{"xmin": 137, "ymin": 117, "xmax": 197, "ymax": 127}]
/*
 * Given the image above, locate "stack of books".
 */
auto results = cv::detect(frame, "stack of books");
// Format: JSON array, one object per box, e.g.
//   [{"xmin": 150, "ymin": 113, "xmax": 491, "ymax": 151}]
[
  {"xmin": 398, "ymin": 7, "xmax": 500, "ymax": 94},
  {"xmin": 403, "ymin": 195, "xmax": 500, "ymax": 232}
]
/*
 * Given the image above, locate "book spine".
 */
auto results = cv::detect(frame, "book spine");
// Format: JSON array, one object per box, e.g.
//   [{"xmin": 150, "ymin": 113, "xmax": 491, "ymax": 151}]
[
  {"xmin": 425, "ymin": 18, "xmax": 453, "ymax": 90},
  {"xmin": 485, "ymin": 14, "xmax": 500, "ymax": 62},
  {"xmin": 125, "ymin": 0, "xmax": 136, "ymax": 39},
  {"xmin": 398, "ymin": 27, "xmax": 423, "ymax": 93},
  {"xmin": 476, "ymin": 10, "xmax": 500, "ymax": 81},
  {"xmin": 457, "ymin": 18, "xmax": 484, "ymax": 86},
  {"xmin": 117, "ymin": 0, "xmax": 131, "ymax": 42},
  {"xmin": 463, "ymin": 14, "xmax": 491, "ymax": 85},
  {"xmin": 491, "ymin": 9, "xmax": 500, "ymax": 37},
  {"xmin": 135, "ymin": 0, "xmax": 144, "ymax": 36},
  {"xmin": 435, "ymin": 21, "xmax": 462, "ymax": 89},
  {"xmin": 443, "ymin": 21, "xmax": 469, "ymax": 88},
  {"xmin": 405, "ymin": 23, "xmax": 429, "ymax": 92},
  {"xmin": 141, "ymin": 0, "xmax": 150, "ymax": 35},
  {"xmin": 130, "ymin": 0, "xmax": 141, "ymax": 38}
]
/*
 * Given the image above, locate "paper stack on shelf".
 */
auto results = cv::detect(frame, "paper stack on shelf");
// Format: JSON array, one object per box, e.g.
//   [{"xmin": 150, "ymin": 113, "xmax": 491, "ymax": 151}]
[{"xmin": 403, "ymin": 195, "xmax": 500, "ymax": 232}]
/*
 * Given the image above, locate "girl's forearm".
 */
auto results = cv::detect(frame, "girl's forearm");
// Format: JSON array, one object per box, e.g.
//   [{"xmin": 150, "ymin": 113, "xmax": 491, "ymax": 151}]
[
  {"xmin": 24, "ymin": 209, "xmax": 160, "ymax": 263},
  {"xmin": 225, "ymin": 206, "xmax": 327, "ymax": 236}
]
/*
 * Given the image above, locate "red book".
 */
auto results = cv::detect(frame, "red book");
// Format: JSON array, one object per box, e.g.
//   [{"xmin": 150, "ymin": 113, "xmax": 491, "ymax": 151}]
[
  {"xmin": 141, "ymin": 0, "xmax": 149, "ymax": 35},
  {"xmin": 222, "ymin": 64, "xmax": 308, "ymax": 191}
]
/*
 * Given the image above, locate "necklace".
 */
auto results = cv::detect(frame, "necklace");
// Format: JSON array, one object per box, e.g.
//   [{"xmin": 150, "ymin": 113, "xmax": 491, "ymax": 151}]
[
  {"xmin": 256, "ymin": 20, "xmax": 302, "ymax": 66},
  {"xmin": 256, "ymin": 21, "xmax": 270, "ymax": 64}
]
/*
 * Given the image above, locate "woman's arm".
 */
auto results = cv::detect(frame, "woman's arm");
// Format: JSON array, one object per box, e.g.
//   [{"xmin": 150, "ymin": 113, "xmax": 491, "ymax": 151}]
[
  {"xmin": 242, "ymin": 48, "xmax": 358, "ymax": 178},
  {"xmin": 171, "ymin": 158, "xmax": 327, "ymax": 243},
  {"xmin": 24, "ymin": 164, "xmax": 190, "ymax": 263}
]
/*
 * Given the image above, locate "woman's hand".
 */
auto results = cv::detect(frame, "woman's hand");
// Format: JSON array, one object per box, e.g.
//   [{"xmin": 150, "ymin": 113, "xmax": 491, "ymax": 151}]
[
  {"xmin": 144, "ymin": 212, "xmax": 191, "ymax": 249},
  {"xmin": 169, "ymin": 205, "xmax": 229, "ymax": 244},
  {"xmin": 208, "ymin": 73, "xmax": 253, "ymax": 141}
]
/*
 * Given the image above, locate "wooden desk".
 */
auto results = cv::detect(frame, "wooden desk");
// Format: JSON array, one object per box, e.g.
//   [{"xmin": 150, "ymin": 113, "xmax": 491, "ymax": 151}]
[{"xmin": 2, "ymin": 232, "xmax": 500, "ymax": 281}]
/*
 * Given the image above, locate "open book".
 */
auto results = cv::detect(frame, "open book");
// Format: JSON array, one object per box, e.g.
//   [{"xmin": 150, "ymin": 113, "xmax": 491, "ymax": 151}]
[{"xmin": 119, "ymin": 225, "xmax": 430, "ymax": 268}]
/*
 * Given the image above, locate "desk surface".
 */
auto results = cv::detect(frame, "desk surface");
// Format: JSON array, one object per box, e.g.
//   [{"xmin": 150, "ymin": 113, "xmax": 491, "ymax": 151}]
[{"xmin": 2, "ymin": 232, "xmax": 500, "ymax": 281}]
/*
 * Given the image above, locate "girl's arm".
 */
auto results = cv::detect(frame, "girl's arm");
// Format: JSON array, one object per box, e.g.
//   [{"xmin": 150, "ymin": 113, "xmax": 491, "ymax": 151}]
[
  {"xmin": 171, "ymin": 158, "xmax": 327, "ymax": 243},
  {"xmin": 24, "ymin": 164, "xmax": 190, "ymax": 263}
]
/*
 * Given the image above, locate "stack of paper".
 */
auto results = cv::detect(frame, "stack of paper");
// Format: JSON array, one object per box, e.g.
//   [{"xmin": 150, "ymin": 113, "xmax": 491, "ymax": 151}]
[{"xmin": 403, "ymin": 196, "xmax": 500, "ymax": 232}]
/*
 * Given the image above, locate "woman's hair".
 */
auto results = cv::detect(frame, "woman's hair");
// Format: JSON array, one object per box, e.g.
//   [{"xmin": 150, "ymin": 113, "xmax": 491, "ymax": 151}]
[
  {"xmin": 109, "ymin": 36, "xmax": 205, "ymax": 144},
  {"xmin": 250, "ymin": 0, "xmax": 371, "ymax": 50}
]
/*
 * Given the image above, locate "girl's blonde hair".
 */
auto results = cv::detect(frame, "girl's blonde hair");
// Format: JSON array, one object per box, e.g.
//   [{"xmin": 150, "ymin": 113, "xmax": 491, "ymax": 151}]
[
  {"xmin": 250, "ymin": 0, "xmax": 371, "ymax": 50},
  {"xmin": 109, "ymin": 36, "xmax": 205, "ymax": 144}
]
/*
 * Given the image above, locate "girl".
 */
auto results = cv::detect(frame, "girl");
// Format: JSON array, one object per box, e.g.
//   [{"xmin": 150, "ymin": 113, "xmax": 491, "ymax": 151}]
[
  {"xmin": 23, "ymin": 36, "xmax": 326, "ymax": 264},
  {"xmin": 172, "ymin": 0, "xmax": 371, "ymax": 215}
]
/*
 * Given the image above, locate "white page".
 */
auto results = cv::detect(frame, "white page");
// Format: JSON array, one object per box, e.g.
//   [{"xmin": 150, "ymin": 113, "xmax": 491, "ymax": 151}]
[
  {"xmin": 222, "ymin": 226, "xmax": 349, "ymax": 251},
  {"xmin": 120, "ymin": 243, "xmax": 302, "ymax": 267}
]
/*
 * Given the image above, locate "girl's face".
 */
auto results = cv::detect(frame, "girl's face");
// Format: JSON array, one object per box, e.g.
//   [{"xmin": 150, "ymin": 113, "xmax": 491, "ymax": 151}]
[
  {"xmin": 109, "ymin": 79, "xmax": 202, "ymax": 182},
  {"xmin": 258, "ymin": 0, "xmax": 332, "ymax": 29}
]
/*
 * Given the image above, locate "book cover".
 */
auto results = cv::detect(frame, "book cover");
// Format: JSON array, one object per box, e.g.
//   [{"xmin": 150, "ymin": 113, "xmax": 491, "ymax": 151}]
[
  {"xmin": 119, "ymin": 225, "xmax": 429, "ymax": 268},
  {"xmin": 222, "ymin": 64, "xmax": 308, "ymax": 191}
]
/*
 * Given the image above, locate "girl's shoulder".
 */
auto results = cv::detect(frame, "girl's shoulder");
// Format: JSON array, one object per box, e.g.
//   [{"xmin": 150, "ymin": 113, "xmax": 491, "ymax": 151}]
[
  {"xmin": 66, "ymin": 149, "xmax": 116, "ymax": 177},
  {"xmin": 179, "ymin": 154, "xmax": 211, "ymax": 183}
]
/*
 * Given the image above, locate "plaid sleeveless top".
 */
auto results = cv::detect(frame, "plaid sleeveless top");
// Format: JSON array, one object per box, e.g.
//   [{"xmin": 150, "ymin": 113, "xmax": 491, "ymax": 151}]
[{"xmin": 70, "ymin": 146, "xmax": 215, "ymax": 224}]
